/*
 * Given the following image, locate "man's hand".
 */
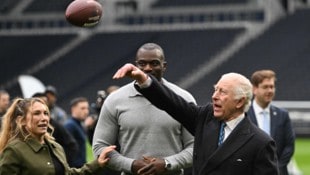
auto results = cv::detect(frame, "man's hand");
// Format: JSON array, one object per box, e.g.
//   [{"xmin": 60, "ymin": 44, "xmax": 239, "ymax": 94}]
[
  {"xmin": 113, "ymin": 63, "xmax": 148, "ymax": 84},
  {"xmin": 84, "ymin": 116, "xmax": 95, "ymax": 129},
  {"xmin": 97, "ymin": 145, "xmax": 116, "ymax": 167},
  {"xmin": 137, "ymin": 157, "xmax": 166, "ymax": 175},
  {"xmin": 132, "ymin": 158, "xmax": 150, "ymax": 174}
]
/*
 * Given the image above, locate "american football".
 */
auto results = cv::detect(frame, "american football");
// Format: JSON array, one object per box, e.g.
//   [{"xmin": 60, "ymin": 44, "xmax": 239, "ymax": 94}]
[{"xmin": 65, "ymin": 0, "xmax": 103, "ymax": 27}]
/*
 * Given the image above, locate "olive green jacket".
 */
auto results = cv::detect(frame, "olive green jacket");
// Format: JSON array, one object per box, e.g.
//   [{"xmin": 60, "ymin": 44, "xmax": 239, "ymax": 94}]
[{"xmin": 0, "ymin": 137, "xmax": 102, "ymax": 175}]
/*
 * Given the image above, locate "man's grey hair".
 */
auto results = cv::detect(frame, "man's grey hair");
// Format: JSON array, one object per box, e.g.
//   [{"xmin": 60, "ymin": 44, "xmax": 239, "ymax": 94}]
[{"xmin": 222, "ymin": 73, "xmax": 253, "ymax": 112}]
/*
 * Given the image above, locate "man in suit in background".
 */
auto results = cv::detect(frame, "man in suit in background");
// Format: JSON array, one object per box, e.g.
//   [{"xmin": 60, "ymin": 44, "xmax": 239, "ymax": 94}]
[
  {"xmin": 65, "ymin": 97, "xmax": 90, "ymax": 168},
  {"xmin": 112, "ymin": 63, "xmax": 279, "ymax": 175},
  {"xmin": 247, "ymin": 69, "xmax": 295, "ymax": 175}
]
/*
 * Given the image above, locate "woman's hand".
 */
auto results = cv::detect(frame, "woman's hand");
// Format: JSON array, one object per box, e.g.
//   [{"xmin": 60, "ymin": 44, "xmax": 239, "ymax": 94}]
[{"xmin": 97, "ymin": 145, "xmax": 116, "ymax": 167}]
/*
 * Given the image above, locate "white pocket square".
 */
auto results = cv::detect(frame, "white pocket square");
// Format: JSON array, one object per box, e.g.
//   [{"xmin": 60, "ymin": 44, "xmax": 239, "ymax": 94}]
[{"xmin": 236, "ymin": 159, "xmax": 242, "ymax": 162}]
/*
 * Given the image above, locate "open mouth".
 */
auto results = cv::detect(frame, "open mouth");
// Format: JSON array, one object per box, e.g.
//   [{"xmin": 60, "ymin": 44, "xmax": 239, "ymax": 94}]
[
  {"xmin": 38, "ymin": 124, "xmax": 48, "ymax": 128},
  {"xmin": 213, "ymin": 103, "xmax": 221, "ymax": 110}
]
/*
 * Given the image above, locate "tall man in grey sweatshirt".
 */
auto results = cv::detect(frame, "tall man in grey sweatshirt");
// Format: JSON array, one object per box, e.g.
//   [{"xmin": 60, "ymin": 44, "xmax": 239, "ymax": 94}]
[{"xmin": 92, "ymin": 43, "xmax": 195, "ymax": 175}]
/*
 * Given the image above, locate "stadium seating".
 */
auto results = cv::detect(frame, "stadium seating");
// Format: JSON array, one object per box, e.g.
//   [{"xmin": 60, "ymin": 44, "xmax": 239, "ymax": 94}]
[
  {"xmin": 25, "ymin": 28, "xmax": 243, "ymax": 111},
  {"xmin": 188, "ymin": 8, "xmax": 310, "ymax": 105},
  {"xmin": 1, "ymin": 0, "xmax": 310, "ymax": 137},
  {"xmin": 0, "ymin": 34, "xmax": 77, "ymax": 85},
  {"xmin": 0, "ymin": 0, "xmax": 20, "ymax": 14},
  {"xmin": 152, "ymin": 0, "xmax": 250, "ymax": 8},
  {"xmin": 116, "ymin": 11, "xmax": 264, "ymax": 25},
  {"xmin": 23, "ymin": 0, "xmax": 72, "ymax": 13}
]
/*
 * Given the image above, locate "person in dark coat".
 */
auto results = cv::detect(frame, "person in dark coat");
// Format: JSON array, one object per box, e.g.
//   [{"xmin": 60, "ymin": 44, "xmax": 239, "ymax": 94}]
[{"xmin": 112, "ymin": 63, "xmax": 279, "ymax": 175}]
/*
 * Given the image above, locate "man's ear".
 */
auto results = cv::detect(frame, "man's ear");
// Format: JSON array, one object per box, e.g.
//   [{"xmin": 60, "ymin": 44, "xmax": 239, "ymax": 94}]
[
  {"xmin": 162, "ymin": 61, "xmax": 167, "ymax": 72},
  {"xmin": 236, "ymin": 97, "xmax": 246, "ymax": 109}
]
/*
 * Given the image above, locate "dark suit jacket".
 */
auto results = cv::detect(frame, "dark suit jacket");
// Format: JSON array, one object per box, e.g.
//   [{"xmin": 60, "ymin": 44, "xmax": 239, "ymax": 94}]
[
  {"xmin": 135, "ymin": 76, "xmax": 279, "ymax": 175},
  {"xmin": 247, "ymin": 105, "xmax": 295, "ymax": 175},
  {"xmin": 50, "ymin": 118, "xmax": 79, "ymax": 166}
]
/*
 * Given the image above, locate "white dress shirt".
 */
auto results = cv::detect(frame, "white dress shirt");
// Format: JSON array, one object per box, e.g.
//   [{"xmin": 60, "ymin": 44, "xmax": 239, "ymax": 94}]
[
  {"xmin": 252, "ymin": 100, "xmax": 270, "ymax": 134},
  {"xmin": 223, "ymin": 114, "xmax": 245, "ymax": 141}
]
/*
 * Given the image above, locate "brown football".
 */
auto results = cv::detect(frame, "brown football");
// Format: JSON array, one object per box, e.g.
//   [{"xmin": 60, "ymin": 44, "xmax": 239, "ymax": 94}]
[{"xmin": 65, "ymin": 0, "xmax": 103, "ymax": 27}]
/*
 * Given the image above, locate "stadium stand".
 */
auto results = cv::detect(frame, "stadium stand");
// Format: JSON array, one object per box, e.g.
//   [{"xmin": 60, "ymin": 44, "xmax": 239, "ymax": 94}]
[
  {"xmin": 0, "ymin": 34, "xmax": 77, "ymax": 86},
  {"xmin": 116, "ymin": 0, "xmax": 265, "ymax": 25},
  {"xmin": 0, "ymin": 0, "xmax": 310, "ymax": 137},
  {"xmin": 188, "ymin": 8, "xmax": 310, "ymax": 104},
  {"xmin": 0, "ymin": 0, "xmax": 20, "ymax": 14},
  {"xmin": 22, "ymin": 28, "xmax": 243, "ymax": 112},
  {"xmin": 116, "ymin": 10, "xmax": 264, "ymax": 25},
  {"xmin": 152, "ymin": 0, "xmax": 250, "ymax": 7},
  {"xmin": 23, "ymin": 0, "xmax": 72, "ymax": 13}
]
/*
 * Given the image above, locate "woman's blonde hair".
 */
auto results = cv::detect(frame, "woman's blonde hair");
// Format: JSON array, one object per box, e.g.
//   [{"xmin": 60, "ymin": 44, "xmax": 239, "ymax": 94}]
[{"xmin": 0, "ymin": 97, "xmax": 54, "ymax": 153}]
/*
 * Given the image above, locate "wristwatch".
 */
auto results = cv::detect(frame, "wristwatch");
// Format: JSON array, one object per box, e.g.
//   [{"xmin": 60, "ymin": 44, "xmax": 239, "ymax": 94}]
[{"xmin": 164, "ymin": 159, "xmax": 171, "ymax": 169}]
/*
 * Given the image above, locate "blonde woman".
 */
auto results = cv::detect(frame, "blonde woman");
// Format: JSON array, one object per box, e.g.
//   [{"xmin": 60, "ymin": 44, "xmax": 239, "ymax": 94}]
[{"xmin": 0, "ymin": 97, "xmax": 115, "ymax": 175}]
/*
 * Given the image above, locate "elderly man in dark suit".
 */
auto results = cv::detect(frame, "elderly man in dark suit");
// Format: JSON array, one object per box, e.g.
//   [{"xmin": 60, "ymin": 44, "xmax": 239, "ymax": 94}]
[
  {"xmin": 247, "ymin": 70, "xmax": 295, "ymax": 175},
  {"xmin": 112, "ymin": 63, "xmax": 279, "ymax": 175}
]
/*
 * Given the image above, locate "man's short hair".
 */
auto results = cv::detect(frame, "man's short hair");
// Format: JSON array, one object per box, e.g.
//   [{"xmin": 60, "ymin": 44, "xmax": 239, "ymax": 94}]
[{"xmin": 70, "ymin": 97, "xmax": 88, "ymax": 108}]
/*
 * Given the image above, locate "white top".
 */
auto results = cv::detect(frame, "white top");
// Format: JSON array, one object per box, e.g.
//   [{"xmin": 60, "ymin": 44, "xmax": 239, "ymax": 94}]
[
  {"xmin": 224, "ymin": 114, "xmax": 245, "ymax": 141},
  {"xmin": 252, "ymin": 100, "xmax": 270, "ymax": 134}
]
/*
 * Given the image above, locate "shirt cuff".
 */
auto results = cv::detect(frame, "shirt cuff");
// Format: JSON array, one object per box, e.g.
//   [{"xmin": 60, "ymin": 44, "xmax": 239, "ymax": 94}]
[{"xmin": 136, "ymin": 76, "xmax": 152, "ymax": 88}]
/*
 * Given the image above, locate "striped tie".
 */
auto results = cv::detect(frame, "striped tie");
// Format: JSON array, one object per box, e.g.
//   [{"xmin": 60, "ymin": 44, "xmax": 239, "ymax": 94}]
[{"xmin": 218, "ymin": 122, "xmax": 226, "ymax": 146}]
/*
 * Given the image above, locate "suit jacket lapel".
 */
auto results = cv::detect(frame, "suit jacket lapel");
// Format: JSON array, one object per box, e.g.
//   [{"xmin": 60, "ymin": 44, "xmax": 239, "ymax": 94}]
[
  {"xmin": 247, "ymin": 106, "xmax": 258, "ymax": 125},
  {"xmin": 201, "ymin": 119, "xmax": 222, "ymax": 161},
  {"xmin": 269, "ymin": 105, "xmax": 277, "ymax": 137},
  {"xmin": 201, "ymin": 117, "xmax": 254, "ymax": 174}
]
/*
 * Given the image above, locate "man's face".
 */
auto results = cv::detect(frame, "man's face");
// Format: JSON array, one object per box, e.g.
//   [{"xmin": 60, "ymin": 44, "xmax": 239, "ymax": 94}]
[
  {"xmin": 0, "ymin": 93, "xmax": 10, "ymax": 112},
  {"xmin": 72, "ymin": 101, "xmax": 89, "ymax": 121},
  {"xmin": 135, "ymin": 48, "xmax": 166, "ymax": 81},
  {"xmin": 45, "ymin": 92, "xmax": 56, "ymax": 107},
  {"xmin": 212, "ymin": 77, "xmax": 243, "ymax": 121},
  {"xmin": 253, "ymin": 78, "xmax": 275, "ymax": 107}
]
